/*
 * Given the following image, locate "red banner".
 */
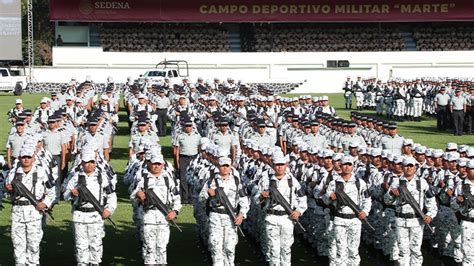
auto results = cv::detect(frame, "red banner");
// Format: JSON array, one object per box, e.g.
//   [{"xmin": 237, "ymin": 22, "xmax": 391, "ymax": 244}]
[{"xmin": 50, "ymin": 0, "xmax": 474, "ymax": 22}]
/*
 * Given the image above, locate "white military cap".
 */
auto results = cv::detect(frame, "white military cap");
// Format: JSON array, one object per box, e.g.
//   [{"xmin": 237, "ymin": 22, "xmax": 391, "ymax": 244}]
[
  {"xmin": 432, "ymin": 149, "xmax": 444, "ymax": 158},
  {"xmin": 150, "ymin": 154, "xmax": 165, "ymax": 164},
  {"xmin": 273, "ymin": 154, "xmax": 289, "ymax": 164},
  {"xmin": 81, "ymin": 150, "xmax": 96, "ymax": 162},
  {"xmin": 403, "ymin": 139, "xmax": 414, "ymax": 146},
  {"xmin": 219, "ymin": 157, "xmax": 232, "ymax": 166},
  {"xmin": 467, "ymin": 160, "xmax": 474, "ymax": 169},
  {"xmin": 457, "ymin": 158, "xmax": 469, "ymax": 167},
  {"xmin": 341, "ymin": 156, "xmax": 354, "ymax": 165},
  {"xmin": 466, "ymin": 147, "xmax": 474, "ymax": 157},
  {"xmin": 19, "ymin": 147, "xmax": 35, "ymax": 157},
  {"xmin": 414, "ymin": 146, "xmax": 426, "ymax": 154},
  {"xmin": 402, "ymin": 157, "xmax": 418, "ymax": 166},
  {"xmin": 322, "ymin": 149, "xmax": 335, "ymax": 158},
  {"xmin": 332, "ymin": 153, "xmax": 344, "ymax": 161},
  {"xmin": 446, "ymin": 142, "xmax": 458, "ymax": 151},
  {"xmin": 447, "ymin": 152, "xmax": 460, "ymax": 162}
]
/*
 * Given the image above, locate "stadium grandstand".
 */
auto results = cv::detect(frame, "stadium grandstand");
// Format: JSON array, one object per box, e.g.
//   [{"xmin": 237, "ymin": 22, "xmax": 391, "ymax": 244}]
[{"xmin": 56, "ymin": 22, "xmax": 474, "ymax": 53}]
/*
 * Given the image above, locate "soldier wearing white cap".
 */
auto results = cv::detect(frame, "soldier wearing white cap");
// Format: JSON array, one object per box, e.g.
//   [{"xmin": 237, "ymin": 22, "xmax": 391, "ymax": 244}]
[
  {"xmin": 199, "ymin": 156, "xmax": 249, "ymax": 266},
  {"xmin": 435, "ymin": 151, "xmax": 463, "ymax": 263},
  {"xmin": 451, "ymin": 159, "xmax": 474, "ymax": 265},
  {"xmin": 384, "ymin": 156, "xmax": 438, "ymax": 266},
  {"xmin": 7, "ymin": 99, "xmax": 24, "ymax": 124},
  {"xmin": 257, "ymin": 153, "xmax": 307, "ymax": 265},
  {"xmin": 4, "ymin": 146, "xmax": 56, "ymax": 265},
  {"xmin": 32, "ymin": 97, "xmax": 53, "ymax": 127},
  {"xmin": 353, "ymin": 76, "xmax": 365, "ymax": 110},
  {"xmin": 64, "ymin": 149, "xmax": 117, "ymax": 266},
  {"xmin": 129, "ymin": 118, "xmax": 160, "ymax": 157},
  {"xmin": 324, "ymin": 155, "xmax": 372, "ymax": 265},
  {"xmin": 130, "ymin": 93, "xmax": 155, "ymax": 124},
  {"xmin": 317, "ymin": 96, "xmax": 337, "ymax": 116},
  {"xmin": 131, "ymin": 153, "xmax": 181, "ymax": 265},
  {"xmin": 380, "ymin": 155, "xmax": 404, "ymax": 262},
  {"xmin": 342, "ymin": 76, "xmax": 353, "ymax": 109}
]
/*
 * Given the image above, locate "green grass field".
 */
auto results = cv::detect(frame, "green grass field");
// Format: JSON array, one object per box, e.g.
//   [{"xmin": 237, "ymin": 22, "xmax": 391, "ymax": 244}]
[{"xmin": 0, "ymin": 92, "xmax": 472, "ymax": 265}]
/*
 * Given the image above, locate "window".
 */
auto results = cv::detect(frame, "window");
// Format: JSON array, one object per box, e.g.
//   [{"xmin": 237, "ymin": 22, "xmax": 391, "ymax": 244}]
[{"xmin": 0, "ymin": 70, "xmax": 9, "ymax": 77}]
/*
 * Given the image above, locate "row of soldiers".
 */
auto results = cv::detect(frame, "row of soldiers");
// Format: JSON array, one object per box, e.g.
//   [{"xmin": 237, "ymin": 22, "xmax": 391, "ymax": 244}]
[
  {"xmin": 3, "ymin": 74, "xmax": 474, "ymax": 265},
  {"xmin": 181, "ymin": 99, "xmax": 474, "ymax": 266},
  {"xmin": 115, "ymin": 75, "xmax": 474, "ymax": 266},
  {"xmin": 2, "ymin": 77, "xmax": 124, "ymax": 265},
  {"xmin": 342, "ymin": 76, "xmax": 474, "ymax": 135}
]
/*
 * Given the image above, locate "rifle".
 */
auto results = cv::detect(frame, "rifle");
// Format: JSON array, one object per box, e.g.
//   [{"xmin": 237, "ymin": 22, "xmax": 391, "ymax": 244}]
[
  {"xmin": 11, "ymin": 178, "xmax": 55, "ymax": 221},
  {"xmin": 334, "ymin": 183, "xmax": 375, "ymax": 231},
  {"xmin": 268, "ymin": 186, "xmax": 306, "ymax": 232},
  {"xmin": 461, "ymin": 184, "xmax": 474, "ymax": 216},
  {"xmin": 76, "ymin": 184, "xmax": 117, "ymax": 229},
  {"xmin": 144, "ymin": 189, "xmax": 182, "ymax": 232},
  {"xmin": 215, "ymin": 187, "xmax": 245, "ymax": 237},
  {"xmin": 398, "ymin": 184, "xmax": 434, "ymax": 233}
]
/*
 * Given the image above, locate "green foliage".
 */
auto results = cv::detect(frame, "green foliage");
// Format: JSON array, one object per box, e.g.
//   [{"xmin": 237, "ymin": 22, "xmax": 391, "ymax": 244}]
[{"xmin": 20, "ymin": 0, "xmax": 52, "ymax": 65}]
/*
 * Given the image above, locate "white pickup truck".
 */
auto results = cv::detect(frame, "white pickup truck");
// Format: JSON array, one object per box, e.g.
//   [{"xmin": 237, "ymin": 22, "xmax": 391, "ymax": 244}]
[
  {"xmin": 0, "ymin": 67, "xmax": 27, "ymax": 95},
  {"xmin": 139, "ymin": 59, "xmax": 189, "ymax": 85}
]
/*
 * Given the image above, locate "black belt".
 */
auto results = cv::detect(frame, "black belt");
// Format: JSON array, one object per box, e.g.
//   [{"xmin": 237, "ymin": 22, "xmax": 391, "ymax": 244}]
[
  {"xmin": 384, "ymin": 205, "xmax": 395, "ymax": 210},
  {"xmin": 453, "ymin": 110, "xmax": 464, "ymax": 112},
  {"xmin": 461, "ymin": 215, "xmax": 474, "ymax": 223},
  {"xmin": 13, "ymin": 200, "xmax": 30, "ymax": 206},
  {"xmin": 180, "ymin": 154, "xmax": 197, "ymax": 158},
  {"xmin": 157, "ymin": 108, "xmax": 167, "ymax": 110},
  {"xmin": 75, "ymin": 207, "xmax": 96, "ymax": 213},
  {"xmin": 395, "ymin": 212, "xmax": 417, "ymax": 219},
  {"xmin": 438, "ymin": 105, "xmax": 447, "ymax": 107},
  {"xmin": 335, "ymin": 212, "xmax": 357, "ymax": 219},
  {"xmin": 211, "ymin": 208, "xmax": 227, "ymax": 214},
  {"xmin": 266, "ymin": 209, "xmax": 287, "ymax": 216}
]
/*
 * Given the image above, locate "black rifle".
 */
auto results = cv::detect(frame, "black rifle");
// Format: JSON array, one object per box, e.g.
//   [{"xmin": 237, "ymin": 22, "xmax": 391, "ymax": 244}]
[
  {"xmin": 144, "ymin": 189, "xmax": 182, "ymax": 232},
  {"xmin": 398, "ymin": 184, "xmax": 434, "ymax": 233},
  {"xmin": 76, "ymin": 184, "xmax": 117, "ymax": 229},
  {"xmin": 215, "ymin": 187, "xmax": 245, "ymax": 237},
  {"xmin": 268, "ymin": 186, "xmax": 306, "ymax": 232},
  {"xmin": 334, "ymin": 184, "xmax": 375, "ymax": 231},
  {"xmin": 461, "ymin": 184, "xmax": 474, "ymax": 216},
  {"xmin": 11, "ymin": 178, "xmax": 55, "ymax": 221}
]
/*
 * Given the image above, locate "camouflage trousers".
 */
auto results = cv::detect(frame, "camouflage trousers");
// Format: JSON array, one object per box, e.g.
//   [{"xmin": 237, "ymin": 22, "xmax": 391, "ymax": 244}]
[
  {"xmin": 382, "ymin": 208, "xmax": 399, "ymax": 261},
  {"xmin": 355, "ymin": 94, "xmax": 364, "ymax": 107},
  {"xmin": 208, "ymin": 212, "xmax": 239, "ymax": 266},
  {"xmin": 344, "ymin": 94, "xmax": 353, "ymax": 105},
  {"xmin": 12, "ymin": 219, "xmax": 43, "ymax": 265},
  {"xmin": 437, "ymin": 206, "xmax": 462, "ymax": 262},
  {"xmin": 412, "ymin": 98, "xmax": 424, "ymax": 117},
  {"xmin": 142, "ymin": 223, "xmax": 170, "ymax": 264},
  {"xmin": 132, "ymin": 201, "xmax": 144, "ymax": 243},
  {"xmin": 395, "ymin": 99, "xmax": 406, "ymax": 117},
  {"xmin": 264, "ymin": 214, "xmax": 294, "ymax": 266},
  {"xmin": 306, "ymin": 209, "xmax": 329, "ymax": 257},
  {"xmin": 396, "ymin": 222, "xmax": 424, "ymax": 266},
  {"xmin": 74, "ymin": 221, "xmax": 105, "ymax": 265},
  {"xmin": 461, "ymin": 220, "xmax": 474, "ymax": 265},
  {"xmin": 331, "ymin": 217, "xmax": 362, "ymax": 265}
]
